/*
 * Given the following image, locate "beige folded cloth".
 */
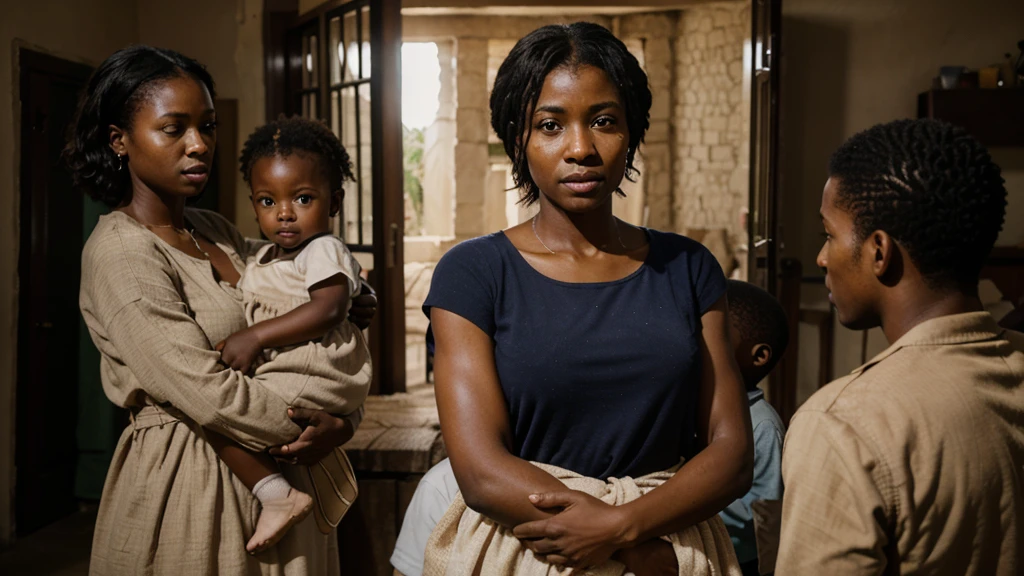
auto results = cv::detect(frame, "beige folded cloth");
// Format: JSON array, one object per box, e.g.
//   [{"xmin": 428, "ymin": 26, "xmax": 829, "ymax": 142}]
[
  {"xmin": 307, "ymin": 447, "xmax": 359, "ymax": 534},
  {"xmin": 423, "ymin": 461, "xmax": 741, "ymax": 576}
]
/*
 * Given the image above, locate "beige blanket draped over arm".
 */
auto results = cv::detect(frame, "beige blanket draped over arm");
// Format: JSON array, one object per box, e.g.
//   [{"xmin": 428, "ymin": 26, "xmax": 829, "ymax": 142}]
[{"xmin": 424, "ymin": 461, "xmax": 740, "ymax": 576}]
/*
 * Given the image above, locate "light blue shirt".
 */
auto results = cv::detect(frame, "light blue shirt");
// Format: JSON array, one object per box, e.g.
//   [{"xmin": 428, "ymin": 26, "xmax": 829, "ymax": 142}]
[{"xmin": 718, "ymin": 388, "xmax": 785, "ymax": 564}]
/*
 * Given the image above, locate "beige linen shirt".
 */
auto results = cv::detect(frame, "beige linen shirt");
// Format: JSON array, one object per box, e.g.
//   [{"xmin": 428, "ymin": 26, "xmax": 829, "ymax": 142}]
[{"xmin": 777, "ymin": 312, "xmax": 1024, "ymax": 575}]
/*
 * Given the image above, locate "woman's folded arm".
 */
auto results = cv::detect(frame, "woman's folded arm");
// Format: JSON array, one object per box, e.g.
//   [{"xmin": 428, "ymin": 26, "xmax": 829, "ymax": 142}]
[{"xmin": 431, "ymin": 307, "xmax": 567, "ymax": 527}]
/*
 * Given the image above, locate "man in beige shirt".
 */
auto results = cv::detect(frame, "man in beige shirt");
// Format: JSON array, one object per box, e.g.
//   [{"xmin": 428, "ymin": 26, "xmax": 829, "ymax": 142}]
[{"xmin": 778, "ymin": 119, "xmax": 1023, "ymax": 575}]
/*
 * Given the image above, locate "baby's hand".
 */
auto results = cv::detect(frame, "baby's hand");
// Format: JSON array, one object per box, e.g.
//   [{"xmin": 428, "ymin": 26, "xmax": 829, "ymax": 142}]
[{"xmin": 216, "ymin": 328, "xmax": 264, "ymax": 375}]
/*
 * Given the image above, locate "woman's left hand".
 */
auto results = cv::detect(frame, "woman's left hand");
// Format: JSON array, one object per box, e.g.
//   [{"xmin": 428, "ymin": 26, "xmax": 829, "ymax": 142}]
[
  {"xmin": 512, "ymin": 490, "xmax": 632, "ymax": 569},
  {"xmin": 268, "ymin": 408, "xmax": 354, "ymax": 465},
  {"xmin": 348, "ymin": 281, "xmax": 377, "ymax": 330}
]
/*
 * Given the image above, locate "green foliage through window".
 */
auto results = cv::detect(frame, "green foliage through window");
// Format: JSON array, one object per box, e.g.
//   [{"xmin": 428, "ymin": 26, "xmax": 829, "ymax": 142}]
[{"xmin": 403, "ymin": 125, "xmax": 424, "ymax": 235}]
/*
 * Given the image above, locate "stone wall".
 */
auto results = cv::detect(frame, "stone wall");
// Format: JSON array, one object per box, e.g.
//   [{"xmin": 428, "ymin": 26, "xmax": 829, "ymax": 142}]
[
  {"xmin": 672, "ymin": 2, "xmax": 751, "ymax": 257},
  {"xmin": 453, "ymin": 37, "xmax": 490, "ymax": 240},
  {"xmin": 406, "ymin": 6, "xmax": 750, "ymax": 260},
  {"xmin": 618, "ymin": 13, "xmax": 678, "ymax": 232},
  {"xmin": 421, "ymin": 40, "xmax": 456, "ymax": 237}
]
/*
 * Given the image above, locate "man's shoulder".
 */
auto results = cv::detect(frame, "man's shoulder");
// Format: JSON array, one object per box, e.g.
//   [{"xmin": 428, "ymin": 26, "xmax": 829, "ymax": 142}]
[
  {"xmin": 803, "ymin": 336, "xmax": 1021, "ymax": 416},
  {"xmin": 788, "ymin": 365, "xmax": 906, "ymax": 452},
  {"xmin": 794, "ymin": 371, "xmax": 863, "ymax": 416}
]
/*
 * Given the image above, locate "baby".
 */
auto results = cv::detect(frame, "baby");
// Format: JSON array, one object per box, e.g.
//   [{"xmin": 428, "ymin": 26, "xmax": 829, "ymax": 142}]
[{"xmin": 213, "ymin": 116, "xmax": 371, "ymax": 553}]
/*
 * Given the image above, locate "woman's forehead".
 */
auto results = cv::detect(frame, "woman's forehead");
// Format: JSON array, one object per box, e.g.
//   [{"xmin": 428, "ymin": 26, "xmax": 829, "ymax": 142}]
[
  {"xmin": 535, "ymin": 65, "xmax": 621, "ymax": 106},
  {"xmin": 137, "ymin": 76, "xmax": 214, "ymax": 117}
]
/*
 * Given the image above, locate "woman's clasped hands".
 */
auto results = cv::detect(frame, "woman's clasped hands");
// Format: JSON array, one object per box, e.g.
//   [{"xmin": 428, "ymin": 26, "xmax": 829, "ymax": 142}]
[
  {"xmin": 514, "ymin": 491, "xmax": 679, "ymax": 576},
  {"xmin": 514, "ymin": 490, "xmax": 629, "ymax": 568}
]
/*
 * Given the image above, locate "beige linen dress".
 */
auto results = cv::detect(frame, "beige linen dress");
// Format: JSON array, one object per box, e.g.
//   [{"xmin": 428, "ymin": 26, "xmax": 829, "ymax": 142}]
[{"xmin": 80, "ymin": 209, "xmax": 347, "ymax": 575}]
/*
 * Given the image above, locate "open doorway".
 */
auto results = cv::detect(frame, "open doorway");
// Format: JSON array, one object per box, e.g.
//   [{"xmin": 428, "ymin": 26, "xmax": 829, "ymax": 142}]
[{"xmin": 15, "ymin": 49, "xmax": 112, "ymax": 539}]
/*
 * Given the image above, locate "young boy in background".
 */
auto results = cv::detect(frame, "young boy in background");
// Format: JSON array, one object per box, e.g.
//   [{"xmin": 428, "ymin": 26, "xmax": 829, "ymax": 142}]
[{"xmin": 718, "ymin": 280, "xmax": 788, "ymax": 576}]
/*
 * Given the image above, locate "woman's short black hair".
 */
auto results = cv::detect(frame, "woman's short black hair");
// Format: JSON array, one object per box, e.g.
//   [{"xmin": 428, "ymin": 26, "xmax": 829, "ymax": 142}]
[
  {"xmin": 828, "ymin": 118, "xmax": 1006, "ymax": 291},
  {"xmin": 239, "ymin": 115, "xmax": 355, "ymax": 196},
  {"xmin": 726, "ymin": 280, "xmax": 790, "ymax": 388},
  {"xmin": 490, "ymin": 22, "xmax": 652, "ymax": 205},
  {"xmin": 63, "ymin": 45, "xmax": 216, "ymax": 207}
]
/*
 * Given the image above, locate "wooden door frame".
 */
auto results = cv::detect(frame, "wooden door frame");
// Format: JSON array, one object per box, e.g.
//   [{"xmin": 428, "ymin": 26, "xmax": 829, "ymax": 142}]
[
  {"xmin": 264, "ymin": 0, "xmax": 301, "ymax": 122},
  {"xmin": 16, "ymin": 47, "xmax": 94, "ymax": 536},
  {"xmin": 263, "ymin": 0, "xmax": 406, "ymax": 394},
  {"xmin": 369, "ymin": 0, "xmax": 406, "ymax": 395},
  {"xmin": 747, "ymin": 0, "xmax": 795, "ymax": 420},
  {"xmin": 747, "ymin": 0, "xmax": 781, "ymax": 295}
]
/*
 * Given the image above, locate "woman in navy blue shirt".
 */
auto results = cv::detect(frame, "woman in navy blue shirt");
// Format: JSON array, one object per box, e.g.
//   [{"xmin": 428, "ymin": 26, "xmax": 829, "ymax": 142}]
[{"xmin": 425, "ymin": 22, "xmax": 753, "ymax": 574}]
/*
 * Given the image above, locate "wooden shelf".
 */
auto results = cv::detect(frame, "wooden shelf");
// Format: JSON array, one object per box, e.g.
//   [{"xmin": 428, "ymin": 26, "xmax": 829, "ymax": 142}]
[
  {"xmin": 918, "ymin": 88, "xmax": 1024, "ymax": 147},
  {"xmin": 988, "ymin": 246, "xmax": 1024, "ymax": 262}
]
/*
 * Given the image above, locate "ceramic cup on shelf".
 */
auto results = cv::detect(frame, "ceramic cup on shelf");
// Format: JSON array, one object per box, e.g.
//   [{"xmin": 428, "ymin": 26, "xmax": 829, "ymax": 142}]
[
  {"xmin": 979, "ymin": 67, "xmax": 1000, "ymax": 89},
  {"xmin": 939, "ymin": 65, "xmax": 966, "ymax": 89}
]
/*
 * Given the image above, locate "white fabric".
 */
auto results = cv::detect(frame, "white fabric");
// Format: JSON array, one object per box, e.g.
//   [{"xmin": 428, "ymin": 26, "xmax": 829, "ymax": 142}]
[
  {"xmin": 253, "ymin": 473, "xmax": 292, "ymax": 504},
  {"xmin": 392, "ymin": 459, "xmax": 461, "ymax": 576},
  {"xmin": 240, "ymin": 235, "xmax": 362, "ymax": 315},
  {"xmin": 237, "ymin": 234, "xmax": 372, "ymax": 416}
]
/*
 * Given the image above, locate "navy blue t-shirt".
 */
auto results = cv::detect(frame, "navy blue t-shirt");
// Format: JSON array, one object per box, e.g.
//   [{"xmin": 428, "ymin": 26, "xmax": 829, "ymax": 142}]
[{"xmin": 423, "ymin": 229, "xmax": 726, "ymax": 480}]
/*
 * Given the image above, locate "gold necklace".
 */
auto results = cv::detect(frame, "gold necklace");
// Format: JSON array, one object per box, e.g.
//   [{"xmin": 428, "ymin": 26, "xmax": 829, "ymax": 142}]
[
  {"xmin": 531, "ymin": 215, "xmax": 630, "ymax": 255},
  {"xmin": 145, "ymin": 222, "xmax": 210, "ymax": 259}
]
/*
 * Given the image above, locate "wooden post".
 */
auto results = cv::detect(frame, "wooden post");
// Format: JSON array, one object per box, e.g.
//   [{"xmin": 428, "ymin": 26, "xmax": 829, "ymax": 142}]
[
  {"xmin": 771, "ymin": 258, "xmax": 802, "ymax": 426},
  {"xmin": 370, "ymin": 0, "xmax": 406, "ymax": 394}
]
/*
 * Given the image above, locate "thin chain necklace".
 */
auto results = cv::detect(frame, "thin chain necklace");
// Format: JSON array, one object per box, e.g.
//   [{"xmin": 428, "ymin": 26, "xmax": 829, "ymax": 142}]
[
  {"xmin": 146, "ymin": 222, "xmax": 210, "ymax": 259},
  {"xmin": 531, "ymin": 214, "xmax": 630, "ymax": 255}
]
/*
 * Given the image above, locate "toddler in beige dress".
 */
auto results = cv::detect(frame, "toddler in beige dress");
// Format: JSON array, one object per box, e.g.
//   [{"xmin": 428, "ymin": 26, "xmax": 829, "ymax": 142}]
[{"xmin": 212, "ymin": 117, "xmax": 371, "ymax": 553}]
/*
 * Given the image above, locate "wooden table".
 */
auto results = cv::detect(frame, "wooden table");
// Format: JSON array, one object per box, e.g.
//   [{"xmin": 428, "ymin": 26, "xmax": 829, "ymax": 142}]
[{"xmin": 337, "ymin": 385, "xmax": 446, "ymax": 575}]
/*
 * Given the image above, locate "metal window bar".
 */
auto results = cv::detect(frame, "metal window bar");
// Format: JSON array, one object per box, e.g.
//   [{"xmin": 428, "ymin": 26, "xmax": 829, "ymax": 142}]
[
  {"xmin": 287, "ymin": 1, "xmax": 373, "ymax": 250},
  {"xmin": 354, "ymin": 9, "xmax": 363, "ymax": 246},
  {"xmin": 324, "ymin": 0, "xmax": 370, "ymax": 248}
]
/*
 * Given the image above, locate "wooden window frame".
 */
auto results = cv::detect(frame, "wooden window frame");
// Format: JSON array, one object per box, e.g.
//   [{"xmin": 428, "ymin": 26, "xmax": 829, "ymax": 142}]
[{"xmin": 264, "ymin": 0, "xmax": 405, "ymax": 394}]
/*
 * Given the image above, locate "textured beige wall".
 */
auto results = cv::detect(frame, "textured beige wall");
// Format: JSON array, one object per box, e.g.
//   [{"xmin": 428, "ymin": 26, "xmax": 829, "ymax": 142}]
[
  {"xmin": 618, "ymin": 13, "xmax": 678, "ymax": 231},
  {"xmin": 0, "ymin": 0, "xmax": 140, "ymax": 545},
  {"xmin": 421, "ymin": 40, "xmax": 456, "ymax": 237},
  {"xmin": 673, "ymin": 2, "xmax": 750, "ymax": 250},
  {"xmin": 137, "ymin": 0, "xmax": 266, "ymax": 240},
  {"xmin": 782, "ymin": 0, "xmax": 1024, "ymax": 274},
  {"xmin": 298, "ymin": 0, "xmax": 321, "ymax": 15}
]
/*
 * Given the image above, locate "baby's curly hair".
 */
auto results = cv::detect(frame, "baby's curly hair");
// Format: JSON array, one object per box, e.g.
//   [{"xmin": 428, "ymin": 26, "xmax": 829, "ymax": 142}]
[
  {"xmin": 828, "ymin": 118, "xmax": 1006, "ymax": 291},
  {"xmin": 239, "ymin": 116, "xmax": 355, "ymax": 194}
]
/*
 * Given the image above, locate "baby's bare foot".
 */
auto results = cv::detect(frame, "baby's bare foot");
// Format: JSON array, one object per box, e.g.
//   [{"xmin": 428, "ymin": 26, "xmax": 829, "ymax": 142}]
[{"xmin": 246, "ymin": 489, "xmax": 314, "ymax": 554}]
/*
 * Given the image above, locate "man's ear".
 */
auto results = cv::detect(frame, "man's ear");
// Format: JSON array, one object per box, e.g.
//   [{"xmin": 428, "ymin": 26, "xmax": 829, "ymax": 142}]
[
  {"xmin": 751, "ymin": 343, "xmax": 773, "ymax": 368},
  {"xmin": 868, "ymin": 229, "xmax": 895, "ymax": 279},
  {"xmin": 868, "ymin": 229, "xmax": 905, "ymax": 287},
  {"xmin": 109, "ymin": 124, "xmax": 127, "ymax": 156}
]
